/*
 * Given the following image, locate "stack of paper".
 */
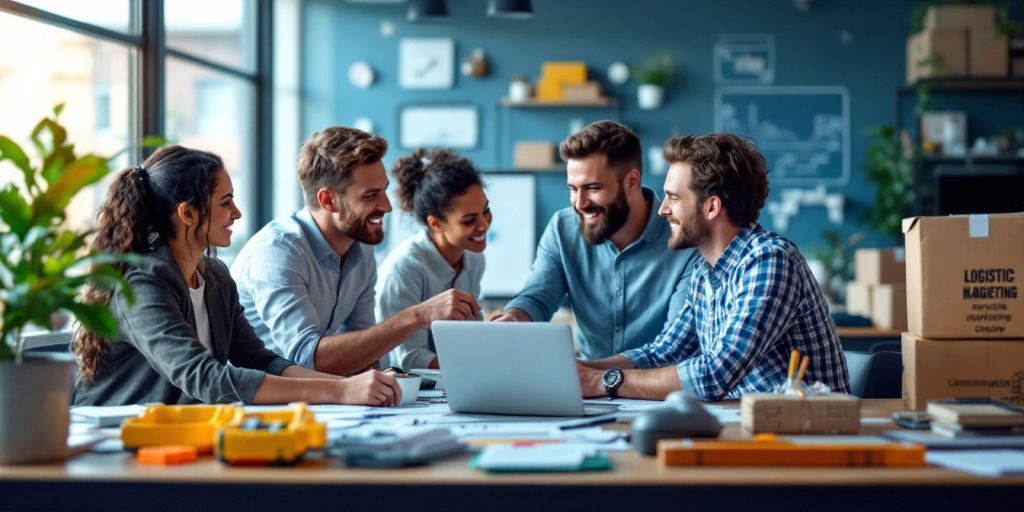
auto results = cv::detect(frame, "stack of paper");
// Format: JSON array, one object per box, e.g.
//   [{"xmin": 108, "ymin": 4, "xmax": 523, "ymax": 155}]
[
  {"xmin": 70, "ymin": 405, "xmax": 146, "ymax": 427},
  {"xmin": 474, "ymin": 442, "xmax": 610, "ymax": 472},
  {"xmin": 927, "ymin": 450, "xmax": 1024, "ymax": 477}
]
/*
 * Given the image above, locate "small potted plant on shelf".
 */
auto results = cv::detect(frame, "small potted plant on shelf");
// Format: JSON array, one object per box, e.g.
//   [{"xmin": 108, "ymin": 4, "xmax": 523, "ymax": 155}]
[
  {"xmin": 634, "ymin": 52, "xmax": 673, "ymax": 110},
  {"xmin": 0, "ymin": 105, "xmax": 139, "ymax": 464}
]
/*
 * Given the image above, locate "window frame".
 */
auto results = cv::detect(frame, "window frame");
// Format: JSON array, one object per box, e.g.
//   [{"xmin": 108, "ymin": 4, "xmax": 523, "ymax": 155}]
[{"xmin": 0, "ymin": 0, "xmax": 274, "ymax": 233}]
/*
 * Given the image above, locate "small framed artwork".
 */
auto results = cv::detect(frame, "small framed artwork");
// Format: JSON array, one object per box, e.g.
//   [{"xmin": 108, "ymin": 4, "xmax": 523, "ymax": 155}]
[
  {"xmin": 399, "ymin": 38, "xmax": 455, "ymax": 89},
  {"xmin": 399, "ymin": 104, "xmax": 479, "ymax": 149}
]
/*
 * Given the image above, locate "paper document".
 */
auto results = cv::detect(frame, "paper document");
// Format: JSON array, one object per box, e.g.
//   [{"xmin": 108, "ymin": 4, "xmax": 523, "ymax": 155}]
[
  {"xmin": 70, "ymin": 405, "xmax": 146, "ymax": 427},
  {"xmin": 476, "ymin": 443, "xmax": 596, "ymax": 471},
  {"xmin": 927, "ymin": 449, "xmax": 1024, "ymax": 477}
]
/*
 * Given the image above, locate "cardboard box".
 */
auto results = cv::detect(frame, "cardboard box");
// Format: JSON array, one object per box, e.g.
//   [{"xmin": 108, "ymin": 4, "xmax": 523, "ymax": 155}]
[
  {"xmin": 902, "ymin": 332, "xmax": 1024, "ymax": 410},
  {"xmin": 541, "ymin": 61, "xmax": 586, "ymax": 86},
  {"xmin": 741, "ymin": 394, "xmax": 861, "ymax": 434},
  {"xmin": 846, "ymin": 282, "xmax": 873, "ymax": 318},
  {"xmin": 906, "ymin": 28, "xmax": 967, "ymax": 84},
  {"xmin": 535, "ymin": 78, "xmax": 563, "ymax": 100},
  {"xmin": 924, "ymin": 5, "xmax": 996, "ymax": 30},
  {"xmin": 872, "ymin": 284, "xmax": 908, "ymax": 330},
  {"xmin": 969, "ymin": 28, "xmax": 1009, "ymax": 77},
  {"xmin": 513, "ymin": 141, "xmax": 556, "ymax": 170},
  {"xmin": 854, "ymin": 248, "xmax": 906, "ymax": 284},
  {"xmin": 903, "ymin": 213, "xmax": 1024, "ymax": 339},
  {"xmin": 1013, "ymin": 57, "xmax": 1024, "ymax": 78},
  {"xmin": 562, "ymin": 81, "xmax": 602, "ymax": 102}
]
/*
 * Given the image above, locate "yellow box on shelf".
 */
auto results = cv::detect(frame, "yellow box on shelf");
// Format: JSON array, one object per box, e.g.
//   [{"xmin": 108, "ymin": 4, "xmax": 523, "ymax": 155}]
[
  {"xmin": 535, "ymin": 78, "xmax": 564, "ymax": 100},
  {"xmin": 121, "ymin": 404, "xmax": 239, "ymax": 453},
  {"xmin": 541, "ymin": 61, "xmax": 587, "ymax": 85},
  {"xmin": 216, "ymin": 404, "xmax": 327, "ymax": 466}
]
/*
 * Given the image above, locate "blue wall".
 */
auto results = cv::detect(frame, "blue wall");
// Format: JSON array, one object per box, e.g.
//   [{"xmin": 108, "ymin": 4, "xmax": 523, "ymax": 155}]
[{"xmin": 301, "ymin": 0, "xmax": 1023, "ymax": 253}]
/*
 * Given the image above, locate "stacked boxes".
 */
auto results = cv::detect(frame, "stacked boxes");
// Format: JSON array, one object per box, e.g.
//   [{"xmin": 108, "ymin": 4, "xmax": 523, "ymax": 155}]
[
  {"xmin": 906, "ymin": 5, "xmax": 1008, "ymax": 84},
  {"xmin": 845, "ymin": 248, "xmax": 907, "ymax": 330},
  {"xmin": 534, "ymin": 62, "xmax": 602, "ymax": 102},
  {"xmin": 901, "ymin": 214, "xmax": 1024, "ymax": 409}
]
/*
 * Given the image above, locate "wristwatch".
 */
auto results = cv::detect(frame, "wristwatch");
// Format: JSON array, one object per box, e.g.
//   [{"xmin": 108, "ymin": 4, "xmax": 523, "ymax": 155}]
[{"xmin": 602, "ymin": 368, "xmax": 624, "ymax": 398}]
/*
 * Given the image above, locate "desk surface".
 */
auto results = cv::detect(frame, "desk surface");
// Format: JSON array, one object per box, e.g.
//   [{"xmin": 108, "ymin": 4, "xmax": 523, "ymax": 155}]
[{"xmin": 2, "ymin": 400, "xmax": 1022, "ymax": 512}]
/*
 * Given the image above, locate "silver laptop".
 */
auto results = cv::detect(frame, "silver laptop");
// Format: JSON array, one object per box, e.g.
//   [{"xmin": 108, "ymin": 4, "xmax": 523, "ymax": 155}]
[{"xmin": 431, "ymin": 321, "xmax": 617, "ymax": 417}]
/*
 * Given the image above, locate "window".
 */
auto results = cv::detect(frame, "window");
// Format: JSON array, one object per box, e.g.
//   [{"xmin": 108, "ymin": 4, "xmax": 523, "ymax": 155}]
[
  {"xmin": 0, "ymin": 11, "xmax": 133, "ymax": 231},
  {"xmin": 0, "ymin": 0, "xmax": 270, "ymax": 261}
]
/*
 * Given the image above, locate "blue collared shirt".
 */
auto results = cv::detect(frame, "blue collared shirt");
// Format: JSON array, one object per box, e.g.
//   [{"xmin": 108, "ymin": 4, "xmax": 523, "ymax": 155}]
[
  {"xmin": 231, "ymin": 208, "xmax": 377, "ymax": 369},
  {"xmin": 376, "ymin": 230, "xmax": 485, "ymax": 370},
  {"xmin": 622, "ymin": 224, "xmax": 851, "ymax": 401},
  {"xmin": 504, "ymin": 187, "xmax": 698, "ymax": 359}
]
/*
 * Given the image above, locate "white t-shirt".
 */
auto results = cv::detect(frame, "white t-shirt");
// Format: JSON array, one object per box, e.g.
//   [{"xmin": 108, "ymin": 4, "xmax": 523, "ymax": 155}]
[{"xmin": 188, "ymin": 272, "xmax": 213, "ymax": 354}]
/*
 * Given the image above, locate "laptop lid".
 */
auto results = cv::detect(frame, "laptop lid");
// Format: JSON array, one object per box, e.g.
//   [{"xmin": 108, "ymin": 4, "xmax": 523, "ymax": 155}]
[{"xmin": 431, "ymin": 321, "xmax": 590, "ymax": 417}]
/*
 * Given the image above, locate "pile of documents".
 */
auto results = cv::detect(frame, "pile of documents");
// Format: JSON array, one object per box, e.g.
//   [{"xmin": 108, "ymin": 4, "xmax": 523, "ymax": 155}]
[{"xmin": 927, "ymin": 400, "xmax": 1024, "ymax": 438}]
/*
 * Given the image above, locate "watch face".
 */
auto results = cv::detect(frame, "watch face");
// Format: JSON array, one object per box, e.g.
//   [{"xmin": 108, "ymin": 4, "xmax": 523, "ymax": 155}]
[{"xmin": 603, "ymin": 368, "xmax": 623, "ymax": 388}]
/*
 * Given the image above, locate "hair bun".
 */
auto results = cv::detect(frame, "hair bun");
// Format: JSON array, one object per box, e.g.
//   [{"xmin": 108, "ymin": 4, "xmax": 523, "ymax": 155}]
[{"xmin": 392, "ymin": 148, "xmax": 431, "ymax": 212}]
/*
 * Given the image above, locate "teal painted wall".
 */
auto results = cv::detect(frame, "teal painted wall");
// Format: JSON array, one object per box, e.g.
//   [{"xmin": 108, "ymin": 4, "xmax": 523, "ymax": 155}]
[{"xmin": 301, "ymin": 0, "xmax": 1024, "ymax": 254}]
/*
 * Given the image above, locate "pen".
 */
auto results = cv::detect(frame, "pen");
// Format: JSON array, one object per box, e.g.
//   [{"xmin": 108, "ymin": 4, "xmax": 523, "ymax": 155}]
[
  {"xmin": 559, "ymin": 414, "xmax": 618, "ymax": 430},
  {"xmin": 795, "ymin": 356, "xmax": 810, "ymax": 384}
]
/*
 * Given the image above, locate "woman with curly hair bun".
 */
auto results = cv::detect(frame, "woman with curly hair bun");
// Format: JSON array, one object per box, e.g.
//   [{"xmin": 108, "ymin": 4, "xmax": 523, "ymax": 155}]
[{"xmin": 377, "ymin": 148, "xmax": 491, "ymax": 370}]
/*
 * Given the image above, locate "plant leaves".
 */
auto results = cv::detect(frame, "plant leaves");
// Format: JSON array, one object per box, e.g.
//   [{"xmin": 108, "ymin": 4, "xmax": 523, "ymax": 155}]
[
  {"xmin": 0, "ymin": 135, "xmax": 32, "ymax": 173},
  {"xmin": 0, "ymin": 186, "xmax": 32, "ymax": 237},
  {"xmin": 38, "ymin": 155, "xmax": 111, "ymax": 217},
  {"xmin": 64, "ymin": 301, "xmax": 120, "ymax": 340}
]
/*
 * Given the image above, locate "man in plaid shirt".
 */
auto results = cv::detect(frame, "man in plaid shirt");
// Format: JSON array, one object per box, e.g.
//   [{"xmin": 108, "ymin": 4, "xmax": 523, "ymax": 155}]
[{"xmin": 578, "ymin": 133, "xmax": 850, "ymax": 401}]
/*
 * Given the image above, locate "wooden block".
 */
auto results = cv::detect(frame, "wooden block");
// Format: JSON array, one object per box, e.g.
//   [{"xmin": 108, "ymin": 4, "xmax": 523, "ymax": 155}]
[
  {"xmin": 872, "ymin": 283, "xmax": 908, "ymax": 330},
  {"xmin": 924, "ymin": 5, "xmax": 996, "ymax": 30},
  {"xmin": 740, "ymin": 393, "xmax": 861, "ymax": 434},
  {"xmin": 846, "ymin": 282, "xmax": 872, "ymax": 318},
  {"xmin": 514, "ymin": 141, "xmax": 556, "ymax": 169},
  {"xmin": 562, "ymin": 81, "xmax": 602, "ymax": 101},
  {"xmin": 907, "ymin": 28, "xmax": 968, "ymax": 84},
  {"xmin": 969, "ymin": 28, "xmax": 1009, "ymax": 77}
]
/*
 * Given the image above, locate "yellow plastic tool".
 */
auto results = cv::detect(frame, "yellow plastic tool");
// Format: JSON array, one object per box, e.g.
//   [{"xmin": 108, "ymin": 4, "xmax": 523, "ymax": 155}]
[
  {"xmin": 215, "ymin": 404, "xmax": 327, "ymax": 466},
  {"xmin": 121, "ymin": 404, "xmax": 240, "ymax": 453},
  {"xmin": 658, "ymin": 434, "xmax": 926, "ymax": 467}
]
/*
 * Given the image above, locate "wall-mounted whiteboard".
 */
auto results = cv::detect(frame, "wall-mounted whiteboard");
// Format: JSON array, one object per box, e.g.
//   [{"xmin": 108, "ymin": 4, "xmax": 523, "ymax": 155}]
[{"xmin": 714, "ymin": 86, "xmax": 850, "ymax": 186}]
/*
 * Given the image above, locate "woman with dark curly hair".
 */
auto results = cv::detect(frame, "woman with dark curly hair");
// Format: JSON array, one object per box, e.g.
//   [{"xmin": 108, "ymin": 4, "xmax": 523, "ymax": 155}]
[
  {"xmin": 376, "ymin": 148, "xmax": 491, "ymax": 370},
  {"xmin": 73, "ymin": 145, "xmax": 401, "ymax": 406}
]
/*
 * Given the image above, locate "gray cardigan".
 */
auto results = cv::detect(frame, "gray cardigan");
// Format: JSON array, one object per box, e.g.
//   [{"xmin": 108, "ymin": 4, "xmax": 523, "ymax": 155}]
[{"xmin": 72, "ymin": 245, "xmax": 293, "ymax": 406}]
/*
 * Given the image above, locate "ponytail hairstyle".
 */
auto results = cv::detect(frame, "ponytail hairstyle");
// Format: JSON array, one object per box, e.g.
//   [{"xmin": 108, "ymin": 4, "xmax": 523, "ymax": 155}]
[
  {"xmin": 392, "ymin": 148, "xmax": 483, "ymax": 226},
  {"xmin": 73, "ymin": 145, "xmax": 224, "ymax": 383}
]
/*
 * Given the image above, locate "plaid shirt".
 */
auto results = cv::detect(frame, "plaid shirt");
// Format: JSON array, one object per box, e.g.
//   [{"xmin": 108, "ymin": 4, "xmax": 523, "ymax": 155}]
[{"xmin": 622, "ymin": 224, "xmax": 850, "ymax": 400}]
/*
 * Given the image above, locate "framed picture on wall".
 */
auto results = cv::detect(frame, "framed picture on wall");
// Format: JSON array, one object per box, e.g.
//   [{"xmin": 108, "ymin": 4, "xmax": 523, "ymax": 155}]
[
  {"xmin": 399, "ymin": 38, "xmax": 455, "ymax": 89},
  {"xmin": 399, "ymin": 104, "xmax": 479, "ymax": 149}
]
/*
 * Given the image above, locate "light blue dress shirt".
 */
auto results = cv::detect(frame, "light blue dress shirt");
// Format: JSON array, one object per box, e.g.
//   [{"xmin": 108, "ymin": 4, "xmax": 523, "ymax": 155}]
[
  {"xmin": 376, "ymin": 230, "xmax": 485, "ymax": 370},
  {"xmin": 231, "ymin": 208, "xmax": 377, "ymax": 369},
  {"xmin": 504, "ymin": 187, "xmax": 698, "ymax": 359}
]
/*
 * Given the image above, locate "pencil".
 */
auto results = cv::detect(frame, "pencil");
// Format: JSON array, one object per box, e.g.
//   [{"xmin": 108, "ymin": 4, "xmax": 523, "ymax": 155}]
[
  {"xmin": 796, "ymin": 356, "xmax": 810, "ymax": 384},
  {"xmin": 787, "ymin": 350, "xmax": 800, "ymax": 380}
]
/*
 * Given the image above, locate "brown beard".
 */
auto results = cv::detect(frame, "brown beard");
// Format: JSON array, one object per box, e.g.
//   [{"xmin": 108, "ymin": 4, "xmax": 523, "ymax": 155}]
[
  {"xmin": 340, "ymin": 209, "xmax": 386, "ymax": 245},
  {"xmin": 577, "ymin": 184, "xmax": 630, "ymax": 245},
  {"xmin": 667, "ymin": 202, "xmax": 710, "ymax": 251}
]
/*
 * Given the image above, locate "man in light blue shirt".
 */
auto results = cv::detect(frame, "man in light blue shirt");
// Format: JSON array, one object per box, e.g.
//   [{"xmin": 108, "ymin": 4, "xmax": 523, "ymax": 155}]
[
  {"xmin": 232, "ymin": 127, "xmax": 480, "ymax": 376},
  {"xmin": 495, "ymin": 121, "xmax": 698, "ymax": 359}
]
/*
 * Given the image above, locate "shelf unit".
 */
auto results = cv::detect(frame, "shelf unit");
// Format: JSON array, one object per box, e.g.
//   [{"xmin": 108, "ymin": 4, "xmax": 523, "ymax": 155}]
[
  {"xmin": 896, "ymin": 78, "xmax": 1024, "ymax": 215},
  {"xmin": 495, "ymin": 97, "xmax": 620, "ymax": 170}
]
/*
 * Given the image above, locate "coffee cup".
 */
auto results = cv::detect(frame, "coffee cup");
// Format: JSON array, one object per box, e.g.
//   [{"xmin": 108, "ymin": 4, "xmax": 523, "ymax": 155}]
[{"xmin": 395, "ymin": 373, "xmax": 422, "ymax": 405}]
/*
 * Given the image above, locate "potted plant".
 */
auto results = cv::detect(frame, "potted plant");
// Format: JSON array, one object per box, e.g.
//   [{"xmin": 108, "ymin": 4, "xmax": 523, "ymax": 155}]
[
  {"xmin": 863, "ymin": 125, "xmax": 915, "ymax": 243},
  {"xmin": 634, "ymin": 53, "xmax": 673, "ymax": 110},
  {"xmin": 0, "ymin": 105, "xmax": 138, "ymax": 464}
]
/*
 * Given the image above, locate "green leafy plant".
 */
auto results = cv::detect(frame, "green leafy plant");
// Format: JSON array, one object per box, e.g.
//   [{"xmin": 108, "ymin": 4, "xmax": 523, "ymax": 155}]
[
  {"xmin": 808, "ymin": 230, "xmax": 865, "ymax": 305},
  {"xmin": 0, "ymin": 105, "xmax": 142, "ymax": 363},
  {"xmin": 863, "ymin": 126, "xmax": 916, "ymax": 243},
  {"xmin": 634, "ymin": 52, "xmax": 674, "ymax": 87}
]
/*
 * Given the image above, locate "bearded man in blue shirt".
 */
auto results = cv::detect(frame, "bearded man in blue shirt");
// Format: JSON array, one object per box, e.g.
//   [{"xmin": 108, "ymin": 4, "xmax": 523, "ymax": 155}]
[
  {"xmin": 578, "ymin": 133, "xmax": 850, "ymax": 401},
  {"xmin": 493, "ymin": 121, "xmax": 699, "ymax": 360}
]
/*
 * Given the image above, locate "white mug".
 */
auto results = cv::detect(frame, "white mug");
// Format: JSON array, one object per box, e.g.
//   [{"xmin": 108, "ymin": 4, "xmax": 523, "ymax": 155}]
[{"xmin": 395, "ymin": 375, "xmax": 422, "ymax": 406}]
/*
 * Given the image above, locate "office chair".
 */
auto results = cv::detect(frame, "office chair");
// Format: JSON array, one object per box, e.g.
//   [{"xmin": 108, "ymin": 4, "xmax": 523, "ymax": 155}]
[{"xmin": 844, "ymin": 350, "xmax": 903, "ymax": 399}]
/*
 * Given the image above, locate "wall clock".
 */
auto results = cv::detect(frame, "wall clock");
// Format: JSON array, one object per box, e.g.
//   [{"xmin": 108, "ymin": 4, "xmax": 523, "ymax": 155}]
[{"xmin": 399, "ymin": 38, "xmax": 455, "ymax": 89}]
